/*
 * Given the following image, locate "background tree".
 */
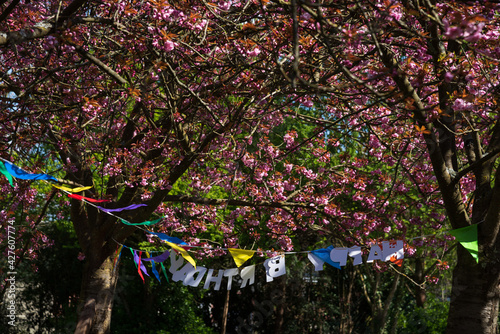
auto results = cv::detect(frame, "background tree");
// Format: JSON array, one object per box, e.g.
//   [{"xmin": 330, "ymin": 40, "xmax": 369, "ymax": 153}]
[{"xmin": 265, "ymin": 1, "xmax": 500, "ymax": 333}]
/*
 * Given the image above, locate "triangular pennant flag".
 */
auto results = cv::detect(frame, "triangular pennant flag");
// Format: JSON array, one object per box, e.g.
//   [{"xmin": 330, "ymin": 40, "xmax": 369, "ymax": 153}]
[
  {"xmin": 141, "ymin": 250, "xmax": 170, "ymax": 262},
  {"xmin": 310, "ymin": 246, "xmax": 341, "ymax": 269},
  {"xmin": 137, "ymin": 251, "xmax": 145, "ymax": 283},
  {"xmin": 228, "ymin": 248, "xmax": 256, "ymax": 267},
  {"xmin": 130, "ymin": 248, "xmax": 137, "ymax": 268},
  {"xmin": 120, "ymin": 218, "xmax": 163, "ymax": 226},
  {"xmin": 148, "ymin": 232, "xmax": 186, "ymax": 245},
  {"xmin": 96, "ymin": 203, "xmax": 147, "ymax": 213},
  {"xmin": 449, "ymin": 224, "xmax": 479, "ymax": 263},
  {"xmin": 166, "ymin": 241, "xmax": 196, "ymax": 269},
  {"xmin": 3, "ymin": 161, "xmax": 58, "ymax": 181},
  {"xmin": 132, "ymin": 250, "xmax": 150, "ymax": 279},
  {"xmin": 0, "ymin": 162, "xmax": 14, "ymax": 186},
  {"xmin": 51, "ymin": 184, "xmax": 92, "ymax": 193},
  {"xmin": 151, "ymin": 261, "xmax": 161, "ymax": 283},
  {"xmin": 160, "ymin": 262, "xmax": 170, "ymax": 282},
  {"xmin": 146, "ymin": 251, "xmax": 161, "ymax": 283},
  {"xmin": 68, "ymin": 194, "xmax": 112, "ymax": 203}
]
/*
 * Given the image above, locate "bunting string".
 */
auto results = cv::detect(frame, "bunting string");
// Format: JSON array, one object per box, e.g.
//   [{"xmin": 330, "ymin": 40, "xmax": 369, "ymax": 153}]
[{"xmin": 0, "ymin": 159, "xmax": 481, "ymax": 285}]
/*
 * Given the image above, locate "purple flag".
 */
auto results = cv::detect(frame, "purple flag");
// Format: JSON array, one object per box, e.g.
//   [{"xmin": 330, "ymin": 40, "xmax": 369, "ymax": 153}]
[
  {"xmin": 142, "ymin": 251, "xmax": 170, "ymax": 263},
  {"xmin": 133, "ymin": 250, "xmax": 150, "ymax": 277},
  {"xmin": 96, "ymin": 204, "xmax": 146, "ymax": 212}
]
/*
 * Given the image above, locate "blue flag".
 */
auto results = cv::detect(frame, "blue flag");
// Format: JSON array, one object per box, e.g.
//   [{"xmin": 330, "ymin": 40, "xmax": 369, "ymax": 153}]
[
  {"xmin": 148, "ymin": 232, "xmax": 187, "ymax": 245},
  {"xmin": 4, "ymin": 161, "xmax": 57, "ymax": 182},
  {"xmin": 310, "ymin": 246, "xmax": 341, "ymax": 269}
]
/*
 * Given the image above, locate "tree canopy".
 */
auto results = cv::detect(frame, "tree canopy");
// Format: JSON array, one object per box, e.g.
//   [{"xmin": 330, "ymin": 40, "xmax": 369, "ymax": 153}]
[{"xmin": 1, "ymin": 0, "xmax": 500, "ymax": 333}]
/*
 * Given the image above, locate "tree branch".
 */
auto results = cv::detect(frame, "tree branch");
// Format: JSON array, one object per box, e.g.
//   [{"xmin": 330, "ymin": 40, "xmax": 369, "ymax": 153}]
[
  {"xmin": 0, "ymin": 0, "xmax": 20, "ymax": 24},
  {"xmin": 73, "ymin": 45, "xmax": 128, "ymax": 85},
  {"xmin": 161, "ymin": 194, "xmax": 315, "ymax": 209},
  {"xmin": 0, "ymin": 0, "xmax": 90, "ymax": 45},
  {"xmin": 451, "ymin": 148, "xmax": 500, "ymax": 187}
]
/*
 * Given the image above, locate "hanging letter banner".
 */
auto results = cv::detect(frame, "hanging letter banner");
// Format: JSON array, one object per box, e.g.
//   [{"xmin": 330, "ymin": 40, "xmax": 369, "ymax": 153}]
[
  {"xmin": 263, "ymin": 255, "xmax": 286, "ymax": 282},
  {"xmin": 239, "ymin": 265, "xmax": 256, "ymax": 288},
  {"xmin": 348, "ymin": 246, "xmax": 363, "ymax": 265},
  {"xmin": 119, "ymin": 240, "xmax": 410, "ymax": 290},
  {"xmin": 308, "ymin": 252, "xmax": 325, "ymax": 271},
  {"xmin": 330, "ymin": 248, "xmax": 349, "ymax": 267},
  {"xmin": 367, "ymin": 244, "xmax": 383, "ymax": 263},
  {"xmin": 223, "ymin": 268, "xmax": 239, "ymax": 290},
  {"xmin": 382, "ymin": 241, "xmax": 404, "ymax": 262},
  {"xmin": 183, "ymin": 266, "xmax": 208, "ymax": 287}
]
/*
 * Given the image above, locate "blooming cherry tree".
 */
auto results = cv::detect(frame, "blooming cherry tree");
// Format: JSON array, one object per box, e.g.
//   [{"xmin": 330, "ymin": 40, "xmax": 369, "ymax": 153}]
[{"xmin": 1, "ymin": 0, "xmax": 499, "ymax": 333}]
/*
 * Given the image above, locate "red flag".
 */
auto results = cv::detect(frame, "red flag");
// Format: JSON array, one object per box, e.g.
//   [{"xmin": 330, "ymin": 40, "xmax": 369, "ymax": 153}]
[
  {"xmin": 68, "ymin": 194, "xmax": 112, "ymax": 203},
  {"xmin": 137, "ymin": 251, "xmax": 145, "ymax": 283}
]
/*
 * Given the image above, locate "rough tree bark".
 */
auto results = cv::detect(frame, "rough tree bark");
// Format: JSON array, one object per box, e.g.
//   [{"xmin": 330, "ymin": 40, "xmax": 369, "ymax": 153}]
[
  {"xmin": 414, "ymin": 258, "xmax": 426, "ymax": 308},
  {"xmin": 70, "ymin": 193, "xmax": 128, "ymax": 334},
  {"xmin": 377, "ymin": 37, "xmax": 500, "ymax": 333},
  {"xmin": 446, "ymin": 246, "xmax": 500, "ymax": 334},
  {"xmin": 75, "ymin": 252, "xmax": 118, "ymax": 334}
]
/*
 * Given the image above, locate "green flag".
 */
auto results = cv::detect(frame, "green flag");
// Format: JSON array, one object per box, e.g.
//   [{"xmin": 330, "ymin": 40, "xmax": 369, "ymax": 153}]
[
  {"xmin": 120, "ymin": 218, "xmax": 163, "ymax": 226},
  {"xmin": 449, "ymin": 224, "xmax": 479, "ymax": 263},
  {"xmin": 0, "ymin": 161, "xmax": 14, "ymax": 187}
]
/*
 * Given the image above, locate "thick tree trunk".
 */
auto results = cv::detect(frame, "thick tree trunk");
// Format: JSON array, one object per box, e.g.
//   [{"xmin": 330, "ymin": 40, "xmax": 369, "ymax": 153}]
[
  {"xmin": 273, "ymin": 276, "xmax": 286, "ymax": 334},
  {"xmin": 414, "ymin": 258, "xmax": 426, "ymax": 308},
  {"xmin": 446, "ymin": 246, "xmax": 500, "ymax": 334},
  {"xmin": 371, "ymin": 274, "xmax": 400, "ymax": 334},
  {"xmin": 339, "ymin": 268, "xmax": 355, "ymax": 334},
  {"xmin": 74, "ymin": 249, "xmax": 119, "ymax": 334}
]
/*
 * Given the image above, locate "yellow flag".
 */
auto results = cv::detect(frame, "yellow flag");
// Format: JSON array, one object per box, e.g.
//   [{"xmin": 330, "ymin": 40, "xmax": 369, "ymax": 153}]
[
  {"xmin": 166, "ymin": 242, "xmax": 196, "ymax": 268},
  {"xmin": 228, "ymin": 248, "xmax": 256, "ymax": 267},
  {"xmin": 52, "ymin": 184, "xmax": 92, "ymax": 193}
]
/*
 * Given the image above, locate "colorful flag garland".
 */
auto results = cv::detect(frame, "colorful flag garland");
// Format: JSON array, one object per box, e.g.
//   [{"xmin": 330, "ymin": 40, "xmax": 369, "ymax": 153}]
[
  {"xmin": 0, "ymin": 160, "xmax": 481, "ymax": 286},
  {"xmin": 114, "ymin": 239, "xmax": 405, "ymax": 290}
]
